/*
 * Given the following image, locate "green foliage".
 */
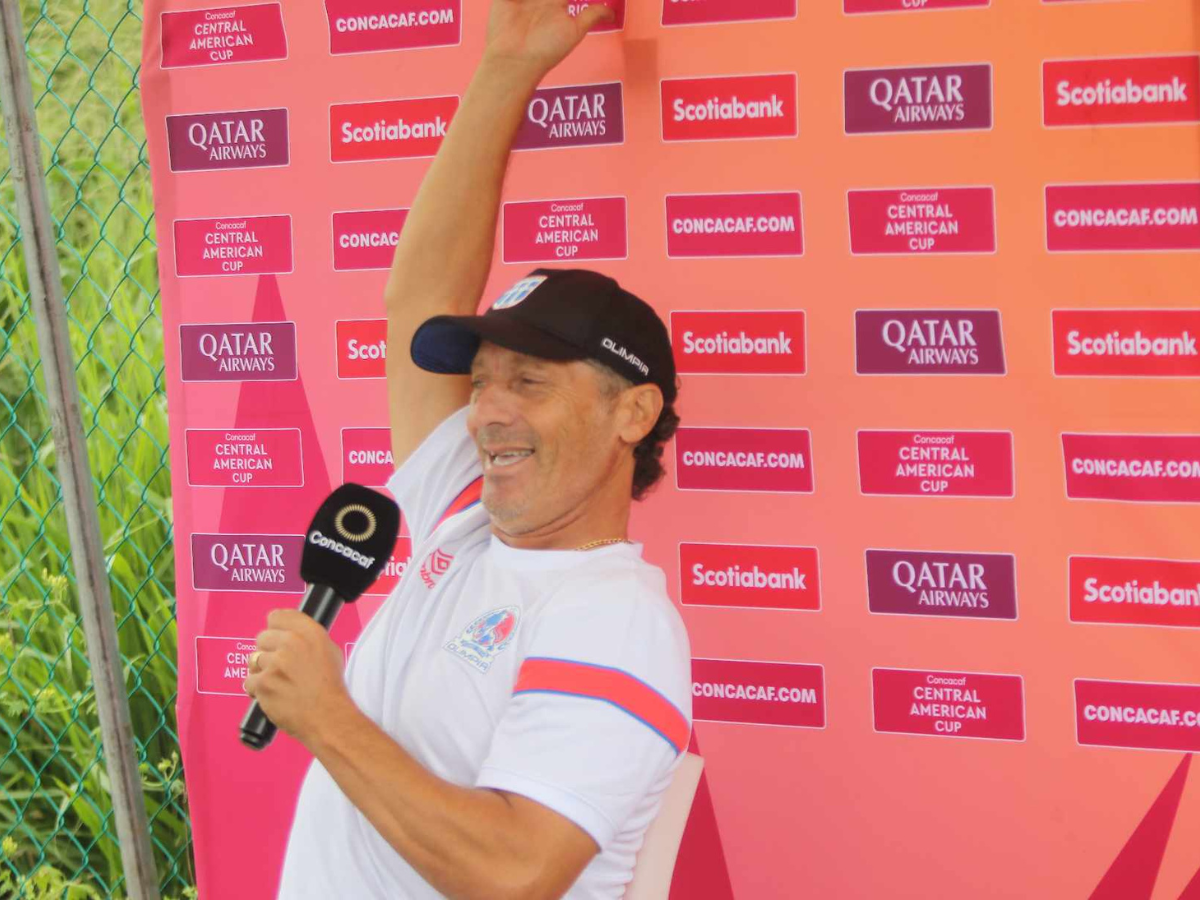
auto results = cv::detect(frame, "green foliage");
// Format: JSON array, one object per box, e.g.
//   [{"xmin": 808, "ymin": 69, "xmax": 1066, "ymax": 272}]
[{"xmin": 0, "ymin": 0, "xmax": 194, "ymax": 896}]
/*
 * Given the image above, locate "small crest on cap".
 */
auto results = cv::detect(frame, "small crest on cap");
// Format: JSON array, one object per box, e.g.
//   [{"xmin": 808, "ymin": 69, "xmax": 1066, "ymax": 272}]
[{"xmin": 491, "ymin": 275, "xmax": 547, "ymax": 310}]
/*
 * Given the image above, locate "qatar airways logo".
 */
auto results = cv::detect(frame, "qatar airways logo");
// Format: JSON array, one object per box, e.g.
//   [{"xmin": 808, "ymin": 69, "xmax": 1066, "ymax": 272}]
[
  {"xmin": 671, "ymin": 310, "xmax": 805, "ymax": 375},
  {"xmin": 191, "ymin": 533, "xmax": 305, "ymax": 593},
  {"xmin": 513, "ymin": 83, "xmax": 624, "ymax": 150},
  {"xmin": 661, "ymin": 73, "xmax": 798, "ymax": 142},
  {"xmin": 1044, "ymin": 55, "xmax": 1200, "ymax": 127},
  {"xmin": 1052, "ymin": 309, "xmax": 1200, "ymax": 377},
  {"xmin": 1070, "ymin": 556, "xmax": 1200, "ymax": 629},
  {"xmin": 856, "ymin": 310, "xmax": 1005, "ymax": 375},
  {"xmin": 866, "ymin": 549, "xmax": 1017, "ymax": 620},
  {"xmin": 167, "ymin": 108, "xmax": 289, "ymax": 171},
  {"xmin": 330, "ymin": 95, "xmax": 459, "ymax": 162},
  {"xmin": 845, "ymin": 64, "xmax": 992, "ymax": 134}
]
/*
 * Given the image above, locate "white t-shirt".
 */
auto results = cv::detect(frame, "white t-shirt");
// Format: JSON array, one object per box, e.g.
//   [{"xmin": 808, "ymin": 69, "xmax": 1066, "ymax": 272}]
[{"xmin": 277, "ymin": 408, "xmax": 693, "ymax": 899}]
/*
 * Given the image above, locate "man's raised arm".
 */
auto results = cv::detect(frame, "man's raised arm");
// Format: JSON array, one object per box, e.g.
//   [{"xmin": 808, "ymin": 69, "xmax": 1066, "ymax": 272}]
[{"xmin": 384, "ymin": 0, "xmax": 615, "ymax": 466}]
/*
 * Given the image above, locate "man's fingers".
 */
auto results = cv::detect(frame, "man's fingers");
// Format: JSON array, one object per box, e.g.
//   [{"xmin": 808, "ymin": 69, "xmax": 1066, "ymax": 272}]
[
  {"xmin": 576, "ymin": 2, "xmax": 615, "ymax": 30},
  {"xmin": 255, "ymin": 629, "xmax": 285, "ymax": 652}
]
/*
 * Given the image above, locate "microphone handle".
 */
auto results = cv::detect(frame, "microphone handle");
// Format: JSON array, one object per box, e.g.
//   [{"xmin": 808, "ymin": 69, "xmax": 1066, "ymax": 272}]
[{"xmin": 239, "ymin": 583, "xmax": 346, "ymax": 751}]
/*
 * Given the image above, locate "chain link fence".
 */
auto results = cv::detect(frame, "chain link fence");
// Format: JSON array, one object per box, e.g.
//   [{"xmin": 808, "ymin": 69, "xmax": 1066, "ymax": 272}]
[{"xmin": 0, "ymin": 1, "xmax": 194, "ymax": 897}]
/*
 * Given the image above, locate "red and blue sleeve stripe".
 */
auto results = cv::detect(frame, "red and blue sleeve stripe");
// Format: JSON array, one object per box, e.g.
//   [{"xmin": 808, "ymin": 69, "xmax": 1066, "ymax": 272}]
[
  {"xmin": 513, "ymin": 657, "xmax": 690, "ymax": 754},
  {"xmin": 434, "ymin": 476, "xmax": 484, "ymax": 531}
]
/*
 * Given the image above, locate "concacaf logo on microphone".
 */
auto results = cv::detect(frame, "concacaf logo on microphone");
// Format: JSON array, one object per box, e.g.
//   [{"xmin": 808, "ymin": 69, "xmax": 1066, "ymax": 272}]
[
  {"xmin": 661, "ymin": 73, "xmax": 798, "ymax": 142},
  {"xmin": 1043, "ymin": 54, "xmax": 1200, "ymax": 128},
  {"xmin": 844, "ymin": 64, "xmax": 992, "ymax": 134}
]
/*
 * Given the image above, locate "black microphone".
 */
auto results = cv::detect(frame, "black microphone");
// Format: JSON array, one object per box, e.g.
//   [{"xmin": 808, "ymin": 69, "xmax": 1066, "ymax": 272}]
[{"xmin": 240, "ymin": 483, "xmax": 400, "ymax": 750}]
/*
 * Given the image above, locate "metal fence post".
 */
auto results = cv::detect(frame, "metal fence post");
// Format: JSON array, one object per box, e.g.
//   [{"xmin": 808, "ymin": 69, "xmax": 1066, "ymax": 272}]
[{"xmin": 0, "ymin": 2, "xmax": 163, "ymax": 898}]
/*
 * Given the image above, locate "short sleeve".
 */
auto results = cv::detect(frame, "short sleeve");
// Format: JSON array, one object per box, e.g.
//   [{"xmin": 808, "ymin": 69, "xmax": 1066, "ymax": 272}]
[
  {"xmin": 475, "ymin": 572, "xmax": 692, "ymax": 848},
  {"xmin": 385, "ymin": 407, "xmax": 482, "ymax": 547}
]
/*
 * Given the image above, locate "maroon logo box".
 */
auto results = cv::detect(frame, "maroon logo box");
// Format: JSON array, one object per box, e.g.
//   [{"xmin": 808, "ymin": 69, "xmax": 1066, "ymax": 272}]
[
  {"xmin": 179, "ymin": 321, "xmax": 297, "ymax": 383},
  {"xmin": 866, "ymin": 549, "xmax": 1017, "ymax": 619},
  {"xmin": 692, "ymin": 658, "xmax": 825, "ymax": 728},
  {"xmin": 855, "ymin": 310, "xmax": 1005, "ymax": 375},
  {"xmin": 679, "ymin": 543, "xmax": 820, "ymax": 611},
  {"xmin": 671, "ymin": 310, "xmax": 806, "ymax": 375},
  {"xmin": 858, "ymin": 430, "xmax": 1015, "ymax": 497},
  {"xmin": 332, "ymin": 208, "xmax": 408, "ymax": 271},
  {"xmin": 336, "ymin": 319, "xmax": 387, "ymax": 379},
  {"xmin": 1045, "ymin": 183, "xmax": 1200, "ymax": 252},
  {"xmin": 513, "ymin": 82, "xmax": 624, "ymax": 150},
  {"xmin": 1044, "ymin": 55, "xmax": 1200, "ymax": 127},
  {"xmin": 1076, "ymin": 679, "xmax": 1200, "ymax": 752},
  {"xmin": 184, "ymin": 428, "xmax": 304, "ymax": 488},
  {"xmin": 873, "ymin": 668, "xmax": 1025, "ymax": 741},
  {"xmin": 665, "ymin": 192, "xmax": 803, "ymax": 258},
  {"xmin": 324, "ymin": 0, "xmax": 461, "ymax": 55},
  {"xmin": 662, "ymin": 73, "xmax": 798, "ymax": 142},
  {"xmin": 174, "ymin": 214, "xmax": 293, "ymax": 277},
  {"xmin": 676, "ymin": 427, "xmax": 813, "ymax": 493},
  {"xmin": 845, "ymin": 64, "xmax": 992, "ymax": 134},
  {"xmin": 191, "ymin": 533, "xmax": 305, "ymax": 593},
  {"xmin": 847, "ymin": 187, "xmax": 995, "ymax": 255},
  {"xmin": 846, "ymin": 0, "xmax": 987, "ymax": 12},
  {"xmin": 1062, "ymin": 433, "xmax": 1200, "ymax": 503},
  {"xmin": 342, "ymin": 427, "xmax": 394, "ymax": 486},
  {"xmin": 1069, "ymin": 555, "xmax": 1200, "ymax": 629},
  {"xmin": 167, "ymin": 107, "xmax": 289, "ymax": 172},
  {"xmin": 161, "ymin": 4, "xmax": 288, "ymax": 69},
  {"xmin": 662, "ymin": 0, "xmax": 795, "ymax": 28},
  {"xmin": 331, "ymin": 95, "xmax": 459, "ymax": 163},
  {"xmin": 1052, "ymin": 309, "xmax": 1200, "ymax": 377},
  {"xmin": 502, "ymin": 196, "xmax": 627, "ymax": 263}
]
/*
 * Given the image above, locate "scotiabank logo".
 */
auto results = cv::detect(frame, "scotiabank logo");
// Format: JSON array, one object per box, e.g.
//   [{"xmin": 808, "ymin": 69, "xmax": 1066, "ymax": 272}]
[
  {"xmin": 1070, "ymin": 556, "xmax": 1200, "ymax": 629},
  {"xmin": 174, "ymin": 214, "xmax": 293, "ymax": 277},
  {"xmin": 1076, "ymin": 679, "xmax": 1200, "ymax": 753},
  {"xmin": 1052, "ymin": 309, "xmax": 1200, "ymax": 377},
  {"xmin": 661, "ymin": 73, "xmax": 798, "ymax": 142},
  {"xmin": 1044, "ymin": 55, "xmax": 1200, "ymax": 127},
  {"xmin": 679, "ymin": 543, "xmax": 820, "ymax": 611},
  {"xmin": 324, "ymin": 0, "xmax": 461, "ymax": 55},
  {"xmin": 513, "ymin": 83, "xmax": 624, "ymax": 150},
  {"xmin": 502, "ymin": 196, "xmax": 627, "ymax": 263},
  {"xmin": 847, "ymin": 187, "xmax": 996, "ymax": 255},
  {"xmin": 873, "ymin": 669, "xmax": 1025, "ymax": 741},
  {"xmin": 1045, "ymin": 183, "xmax": 1200, "ymax": 252},
  {"xmin": 167, "ymin": 108, "xmax": 289, "ymax": 171},
  {"xmin": 676, "ymin": 427, "xmax": 813, "ymax": 493},
  {"xmin": 336, "ymin": 318, "xmax": 387, "ymax": 379},
  {"xmin": 161, "ymin": 4, "xmax": 288, "ymax": 68},
  {"xmin": 671, "ymin": 310, "xmax": 805, "ymax": 375},
  {"xmin": 858, "ymin": 430, "xmax": 1014, "ymax": 497},
  {"xmin": 692, "ymin": 658, "xmax": 825, "ymax": 729},
  {"xmin": 330, "ymin": 95, "xmax": 458, "ymax": 162},
  {"xmin": 1062, "ymin": 433, "xmax": 1200, "ymax": 503},
  {"xmin": 665, "ymin": 192, "xmax": 803, "ymax": 258},
  {"xmin": 341, "ymin": 427, "xmax": 394, "ymax": 486},
  {"xmin": 332, "ymin": 208, "xmax": 408, "ymax": 271},
  {"xmin": 866, "ymin": 550, "xmax": 1017, "ymax": 620},
  {"xmin": 845, "ymin": 64, "xmax": 992, "ymax": 134},
  {"xmin": 364, "ymin": 538, "xmax": 413, "ymax": 596},
  {"xmin": 662, "ymin": 0, "xmax": 795, "ymax": 27},
  {"xmin": 855, "ymin": 310, "xmax": 1005, "ymax": 375}
]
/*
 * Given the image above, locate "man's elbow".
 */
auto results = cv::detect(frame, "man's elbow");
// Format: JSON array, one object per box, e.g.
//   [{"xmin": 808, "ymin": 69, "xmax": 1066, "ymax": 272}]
[{"xmin": 461, "ymin": 858, "xmax": 574, "ymax": 900}]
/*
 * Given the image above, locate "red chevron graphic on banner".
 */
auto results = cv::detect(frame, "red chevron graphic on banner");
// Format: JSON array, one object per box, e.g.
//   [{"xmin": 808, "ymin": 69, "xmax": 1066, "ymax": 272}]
[{"xmin": 670, "ymin": 731, "xmax": 735, "ymax": 899}]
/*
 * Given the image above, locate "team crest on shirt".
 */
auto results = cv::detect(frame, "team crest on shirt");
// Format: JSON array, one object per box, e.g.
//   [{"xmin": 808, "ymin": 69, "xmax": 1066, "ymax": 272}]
[{"xmin": 445, "ymin": 606, "xmax": 520, "ymax": 673}]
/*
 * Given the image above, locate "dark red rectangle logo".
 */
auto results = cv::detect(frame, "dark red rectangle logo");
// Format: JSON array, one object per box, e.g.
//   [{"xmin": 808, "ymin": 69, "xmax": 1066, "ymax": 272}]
[
  {"xmin": 502, "ymin": 196, "xmax": 627, "ymax": 263},
  {"xmin": 1062, "ymin": 433, "xmax": 1200, "ymax": 503},
  {"xmin": 336, "ymin": 319, "xmax": 387, "ymax": 379},
  {"xmin": 1045, "ymin": 183, "xmax": 1200, "ymax": 252},
  {"xmin": 332, "ymin": 208, "xmax": 407, "ymax": 271},
  {"xmin": 874, "ymin": 668, "xmax": 1025, "ymax": 740},
  {"xmin": 514, "ymin": 83, "xmax": 624, "ymax": 150},
  {"xmin": 845, "ymin": 64, "xmax": 992, "ymax": 134},
  {"xmin": 174, "ymin": 215, "xmax": 293, "ymax": 277},
  {"xmin": 185, "ymin": 428, "xmax": 303, "ymax": 488},
  {"xmin": 1070, "ymin": 556, "xmax": 1200, "ymax": 629},
  {"xmin": 167, "ymin": 108, "xmax": 289, "ymax": 172},
  {"xmin": 324, "ymin": 0, "xmax": 461, "ymax": 55},
  {"xmin": 662, "ymin": 74, "xmax": 798, "ymax": 142},
  {"xmin": 855, "ymin": 310, "xmax": 1005, "ymax": 375},
  {"xmin": 331, "ymin": 95, "xmax": 458, "ymax": 162},
  {"xmin": 1077, "ymin": 679, "xmax": 1200, "ymax": 752},
  {"xmin": 191, "ymin": 533, "xmax": 305, "ymax": 593},
  {"xmin": 866, "ymin": 550, "xmax": 1017, "ymax": 619},
  {"xmin": 179, "ymin": 322, "xmax": 297, "ymax": 382},
  {"xmin": 847, "ymin": 187, "xmax": 996, "ymax": 255},
  {"xmin": 676, "ymin": 428, "xmax": 813, "ymax": 493},
  {"xmin": 1052, "ymin": 309, "xmax": 1200, "ymax": 377},
  {"xmin": 846, "ymin": 0, "xmax": 987, "ymax": 12},
  {"xmin": 1044, "ymin": 55, "xmax": 1200, "ymax": 127},
  {"xmin": 162, "ymin": 4, "xmax": 288, "ymax": 68},
  {"xmin": 662, "ymin": 0, "xmax": 796, "ymax": 26},
  {"xmin": 671, "ymin": 310, "xmax": 805, "ymax": 375},
  {"xmin": 858, "ymin": 430, "xmax": 1014, "ymax": 497},
  {"xmin": 679, "ymin": 543, "xmax": 820, "ymax": 611},
  {"xmin": 692, "ymin": 658, "xmax": 825, "ymax": 728},
  {"xmin": 342, "ymin": 427, "xmax": 394, "ymax": 486},
  {"xmin": 665, "ymin": 192, "xmax": 803, "ymax": 258}
]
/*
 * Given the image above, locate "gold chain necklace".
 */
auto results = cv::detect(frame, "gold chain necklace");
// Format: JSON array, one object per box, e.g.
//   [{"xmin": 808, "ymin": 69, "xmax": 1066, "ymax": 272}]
[{"xmin": 574, "ymin": 537, "xmax": 632, "ymax": 551}]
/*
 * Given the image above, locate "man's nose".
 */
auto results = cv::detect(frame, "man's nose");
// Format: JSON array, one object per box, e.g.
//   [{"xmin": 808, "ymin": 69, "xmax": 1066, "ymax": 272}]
[{"xmin": 467, "ymin": 381, "xmax": 517, "ymax": 431}]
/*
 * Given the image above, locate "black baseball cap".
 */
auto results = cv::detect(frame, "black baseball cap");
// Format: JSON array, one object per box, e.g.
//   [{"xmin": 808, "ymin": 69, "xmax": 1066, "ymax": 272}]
[{"xmin": 410, "ymin": 268, "xmax": 677, "ymax": 404}]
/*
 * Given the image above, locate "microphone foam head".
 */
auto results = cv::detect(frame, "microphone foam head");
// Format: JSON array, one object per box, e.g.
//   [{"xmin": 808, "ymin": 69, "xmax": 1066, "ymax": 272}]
[{"xmin": 299, "ymin": 483, "xmax": 401, "ymax": 601}]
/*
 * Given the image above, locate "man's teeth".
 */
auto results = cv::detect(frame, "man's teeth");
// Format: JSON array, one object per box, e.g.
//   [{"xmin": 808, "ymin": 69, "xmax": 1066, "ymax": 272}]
[{"xmin": 489, "ymin": 450, "xmax": 533, "ymax": 467}]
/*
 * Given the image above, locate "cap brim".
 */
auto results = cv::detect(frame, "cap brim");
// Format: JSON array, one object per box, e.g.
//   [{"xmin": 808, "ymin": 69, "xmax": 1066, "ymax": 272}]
[{"xmin": 410, "ymin": 314, "xmax": 587, "ymax": 375}]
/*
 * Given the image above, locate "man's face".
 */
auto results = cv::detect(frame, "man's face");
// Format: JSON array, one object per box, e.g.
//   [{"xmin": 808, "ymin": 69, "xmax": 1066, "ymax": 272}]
[{"xmin": 466, "ymin": 341, "xmax": 625, "ymax": 534}]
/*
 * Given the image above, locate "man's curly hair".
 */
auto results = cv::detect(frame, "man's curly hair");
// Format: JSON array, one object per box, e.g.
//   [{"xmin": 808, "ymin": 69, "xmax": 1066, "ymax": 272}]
[{"xmin": 586, "ymin": 360, "xmax": 681, "ymax": 501}]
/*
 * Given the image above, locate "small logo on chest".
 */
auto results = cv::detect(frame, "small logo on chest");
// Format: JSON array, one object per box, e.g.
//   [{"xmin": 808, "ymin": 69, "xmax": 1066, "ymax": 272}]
[
  {"xmin": 419, "ymin": 547, "xmax": 454, "ymax": 588},
  {"xmin": 445, "ymin": 606, "xmax": 520, "ymax": 673}
]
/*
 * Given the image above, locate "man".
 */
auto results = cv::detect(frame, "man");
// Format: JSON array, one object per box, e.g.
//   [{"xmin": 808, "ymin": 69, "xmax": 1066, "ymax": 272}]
[{"xmin": 242, "ymin": 2, "xmax": 691, "ymax": 898}]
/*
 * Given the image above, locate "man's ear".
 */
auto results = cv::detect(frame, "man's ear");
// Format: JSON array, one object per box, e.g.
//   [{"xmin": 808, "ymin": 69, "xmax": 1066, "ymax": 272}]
[{"xmin": 618, "ymin": 384, "xmax": 664, "ymax": 446}]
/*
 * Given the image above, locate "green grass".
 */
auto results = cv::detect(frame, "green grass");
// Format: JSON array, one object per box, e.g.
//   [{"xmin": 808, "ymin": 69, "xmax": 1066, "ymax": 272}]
[{"xmin": 0, "ymin": 1, "xmax": 195, "ymax": 897}]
